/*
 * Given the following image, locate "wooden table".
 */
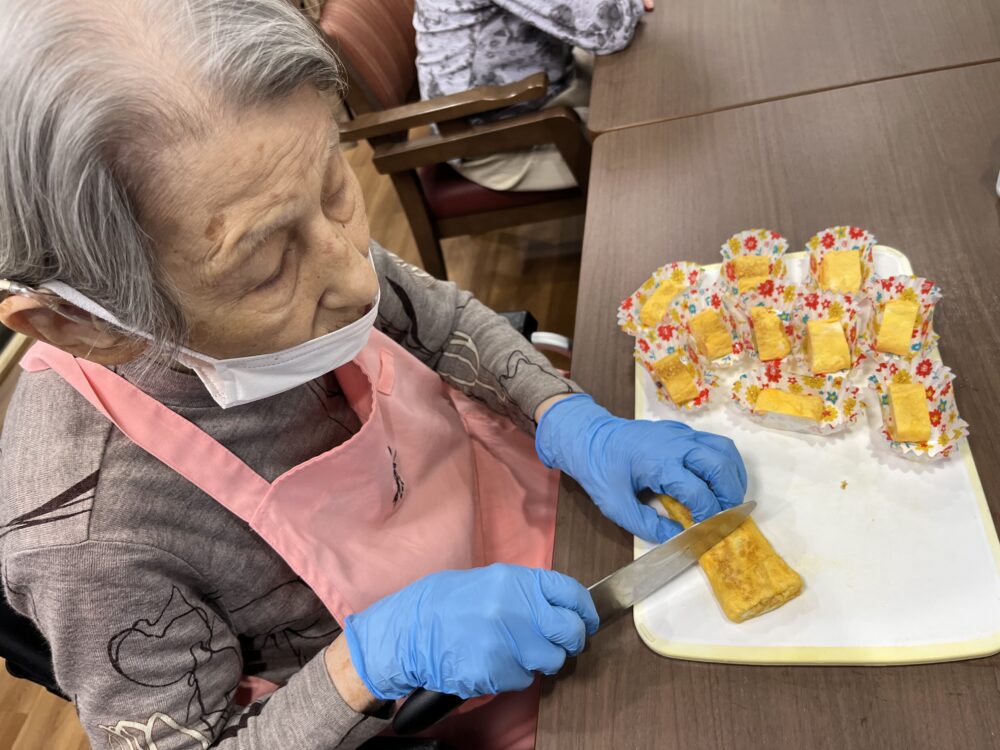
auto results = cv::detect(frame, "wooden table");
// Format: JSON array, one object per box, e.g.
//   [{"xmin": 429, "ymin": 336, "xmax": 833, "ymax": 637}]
[
  {"xmin": 537, "ymin": 62, "xmax": 1000, "ymax": 749},
  {"xmin": 589, "ymin": 0, "xmax": 1000, "ymax": 133}
]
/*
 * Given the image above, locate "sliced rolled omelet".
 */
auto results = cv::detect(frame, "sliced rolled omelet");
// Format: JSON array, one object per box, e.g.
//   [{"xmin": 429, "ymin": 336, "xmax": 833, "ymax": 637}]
[{"xmin": 659, "ymin": 495, "xmax": 803, "ymax": 623}]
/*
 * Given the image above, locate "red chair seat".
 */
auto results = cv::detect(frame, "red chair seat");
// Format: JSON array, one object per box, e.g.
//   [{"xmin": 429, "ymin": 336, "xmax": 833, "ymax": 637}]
[{"xmin": 418, "ymin": 163, "xmax": 578, "ymax": 221}]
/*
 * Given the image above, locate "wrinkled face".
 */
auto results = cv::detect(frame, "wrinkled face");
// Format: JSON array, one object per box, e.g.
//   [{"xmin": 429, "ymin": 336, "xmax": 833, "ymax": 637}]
[{"xmin": 143, "ymin": 85, "xmax": 376, "ymax": 359}]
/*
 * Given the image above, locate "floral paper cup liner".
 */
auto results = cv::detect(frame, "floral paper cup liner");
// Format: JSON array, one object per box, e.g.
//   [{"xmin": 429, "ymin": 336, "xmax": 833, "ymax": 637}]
[
  {"xmin": 675, "ymin": 281, "xmax": 746, "ymax": 369},
  {"xmin": 863, "ymin": 275, "xmax": 942, "ymax": 360},
  {"xmin": 731, "ymin": 366, "xmax": 864, "ymax": 435},
  {"xmin": 634, "ymin": 323, "xmax": 717, "ymax": 411},
  {"xmin": 804, "ymin": 225, "xmax": 876, "ymax": 292},
  {"xmin": 720, "ymin": 229, "xmax": 789, "ymax": 298},
  {"xmin": 617, "ymin": 261, "xmax": 703, "ymax": 336},
  {"xmin": 730, "ymin": 362, "xmax": 864, "ymax": 435},
  {"xmin": 868, "ymin": 356, "xmax": 968, "ymax": 461},
  {"xmin": 789, "ymin": 290, "xmax": 867, "ymax": 374},
  {"xmin": 733, "ymin": 284, "xmax": 799, "ymax": 362}
]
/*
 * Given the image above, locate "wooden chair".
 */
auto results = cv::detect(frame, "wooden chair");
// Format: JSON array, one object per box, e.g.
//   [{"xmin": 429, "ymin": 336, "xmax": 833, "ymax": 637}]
[
  {"xmin": 317, "ymin": 0, "xmax": 591, "ymax": 279},
  {"xmin": 0, "ymin": 329, "xmax": 62, "ymax": 697}
]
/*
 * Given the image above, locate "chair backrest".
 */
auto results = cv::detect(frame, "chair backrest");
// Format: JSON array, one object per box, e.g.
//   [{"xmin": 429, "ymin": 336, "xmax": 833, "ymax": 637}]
[
  {"xmin": 0, "ymin": 588, "xmax": 63, "ymax": 697},
  {"xmin": 319, "ymin": 0, "xmax": 418, "ymax": 114}
]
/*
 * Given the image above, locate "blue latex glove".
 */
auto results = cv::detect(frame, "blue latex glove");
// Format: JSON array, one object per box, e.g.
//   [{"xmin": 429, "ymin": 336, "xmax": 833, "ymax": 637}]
[
  {"xmin": 536, "ymin": 394, "xmax": 748, "ymax": 544},
  {"xmin": 343, "ymin": 563, "xmax": 599, "ymax": 700}
]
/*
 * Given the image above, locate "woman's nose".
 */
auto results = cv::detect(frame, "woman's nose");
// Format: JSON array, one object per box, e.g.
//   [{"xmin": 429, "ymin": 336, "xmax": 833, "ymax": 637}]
[
  {"xmin": 314, "ymin": 242, "xmax": 376, "ymax": 307},
  {"xmin": 320, "ymin": 261, "xmax": 377, "ymax": 311}
]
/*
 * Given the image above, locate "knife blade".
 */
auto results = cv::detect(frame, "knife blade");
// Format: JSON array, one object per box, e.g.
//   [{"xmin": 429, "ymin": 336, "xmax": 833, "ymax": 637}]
[
  {"xmin": 588, "ymin": 499, "xmax": 756, "ymax": 627},
  {"xmin": 392, "ymin": 500, "xmax": 756, "ymax": 735}
]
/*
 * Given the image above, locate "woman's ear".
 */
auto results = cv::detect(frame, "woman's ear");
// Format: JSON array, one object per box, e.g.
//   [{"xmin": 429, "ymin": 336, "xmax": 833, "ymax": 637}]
[{"xmin": 0, "ymin": 295, "xmax": 146, "ymax": 365}]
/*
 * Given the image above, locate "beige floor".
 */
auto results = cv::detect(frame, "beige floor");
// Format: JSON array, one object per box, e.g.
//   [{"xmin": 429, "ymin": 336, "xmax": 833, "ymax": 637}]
[{"xmin": 0, "ymin": 141, "xmax": 583, "ymax": 748}]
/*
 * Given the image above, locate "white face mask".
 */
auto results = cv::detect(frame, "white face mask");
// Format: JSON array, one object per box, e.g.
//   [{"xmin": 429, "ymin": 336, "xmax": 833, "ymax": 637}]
[{"xmin": 42, "ymin": 270, "xmax": 379, "ymax": 410}]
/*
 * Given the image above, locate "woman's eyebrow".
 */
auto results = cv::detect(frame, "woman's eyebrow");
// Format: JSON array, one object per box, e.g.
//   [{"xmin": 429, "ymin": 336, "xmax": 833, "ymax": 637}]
[
  {"xmin": 323, "ymin": 126, "xmax": 343, "ymax": 183},
  {"xmin": 326, "ymin": 118, "xmax": 341, "ymax": 157}
]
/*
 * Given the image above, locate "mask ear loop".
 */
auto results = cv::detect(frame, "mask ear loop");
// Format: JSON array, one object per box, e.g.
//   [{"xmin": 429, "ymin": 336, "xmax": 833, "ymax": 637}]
[
  {"xmin": 0, "ymin": 279, "xmax": 131, "ymax": 335},
  {"xmin": 0, "ymin": 279, "xmax": 159, "ymax": 370}
]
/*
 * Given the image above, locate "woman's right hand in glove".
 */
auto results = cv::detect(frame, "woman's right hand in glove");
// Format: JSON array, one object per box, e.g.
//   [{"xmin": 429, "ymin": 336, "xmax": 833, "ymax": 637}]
[{"xmin": 342, "ymin": 563, "xmax": 599, "ymax": 700}]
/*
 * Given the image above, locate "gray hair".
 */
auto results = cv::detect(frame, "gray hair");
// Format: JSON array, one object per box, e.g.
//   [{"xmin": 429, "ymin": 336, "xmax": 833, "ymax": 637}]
[{"xmin": 0, "ymin": 0, "xmax": 343, "ymax": 355}]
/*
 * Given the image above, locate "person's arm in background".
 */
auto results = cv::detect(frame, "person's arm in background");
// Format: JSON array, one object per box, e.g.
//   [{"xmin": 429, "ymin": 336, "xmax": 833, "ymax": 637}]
[
  {"xmin": 3, "ymin": 542, "xmax": 389, "ymax": 750},
  {"xmin": 493, "ymin": 0, "xmax": 653, "ymax": 55}
]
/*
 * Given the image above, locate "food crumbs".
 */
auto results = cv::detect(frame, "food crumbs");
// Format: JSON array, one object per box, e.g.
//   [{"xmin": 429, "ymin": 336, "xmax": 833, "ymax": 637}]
[{"xmin": 841, "ymin": 480, "xmax": 848, "ymax": 490}]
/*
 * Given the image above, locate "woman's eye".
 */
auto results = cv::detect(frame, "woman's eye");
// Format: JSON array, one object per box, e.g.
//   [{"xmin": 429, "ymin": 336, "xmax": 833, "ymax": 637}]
[{"xmin": 257, "ymin": 246, "xmax": 292, "ymax": 290}]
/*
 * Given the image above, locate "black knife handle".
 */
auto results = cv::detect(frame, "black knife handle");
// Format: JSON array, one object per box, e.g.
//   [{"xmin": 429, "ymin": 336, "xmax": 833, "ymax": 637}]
[{"xmin": 392, "ymin": 689, "xmax": 464, "ymax": 735}]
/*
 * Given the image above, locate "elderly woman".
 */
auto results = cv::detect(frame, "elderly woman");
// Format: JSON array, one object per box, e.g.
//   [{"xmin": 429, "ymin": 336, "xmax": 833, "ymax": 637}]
[{"xmin": 0, "ymin": 1, "xmax": 746, "ymax": 748}]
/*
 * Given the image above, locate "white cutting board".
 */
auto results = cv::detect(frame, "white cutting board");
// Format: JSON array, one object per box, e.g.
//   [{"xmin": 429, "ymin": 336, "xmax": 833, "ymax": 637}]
[{"xmin": 633, "ymin": 247, "xmax": 1000, "ymax": 664}]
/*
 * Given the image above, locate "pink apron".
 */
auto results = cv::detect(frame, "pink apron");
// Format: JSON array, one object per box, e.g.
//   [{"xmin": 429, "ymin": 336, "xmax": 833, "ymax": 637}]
[{"xmin": 21, "ymin": 329, "xmax": 559, "ymax": 750}]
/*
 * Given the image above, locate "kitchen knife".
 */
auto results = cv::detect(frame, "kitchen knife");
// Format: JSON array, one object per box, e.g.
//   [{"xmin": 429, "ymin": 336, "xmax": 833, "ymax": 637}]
[{"xmin": 392, "ymin": 500, "xmax": 756, "ymax": 735}]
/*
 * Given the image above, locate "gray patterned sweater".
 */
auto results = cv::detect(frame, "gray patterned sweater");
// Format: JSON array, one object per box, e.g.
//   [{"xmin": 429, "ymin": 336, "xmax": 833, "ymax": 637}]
[
  {"xmin": 0, "ymin": 242, "xmax": 581, "ymax": 749},
  {"xmin": 414, "ymin": 0, "xmax": 645, "ymax": 117}
]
